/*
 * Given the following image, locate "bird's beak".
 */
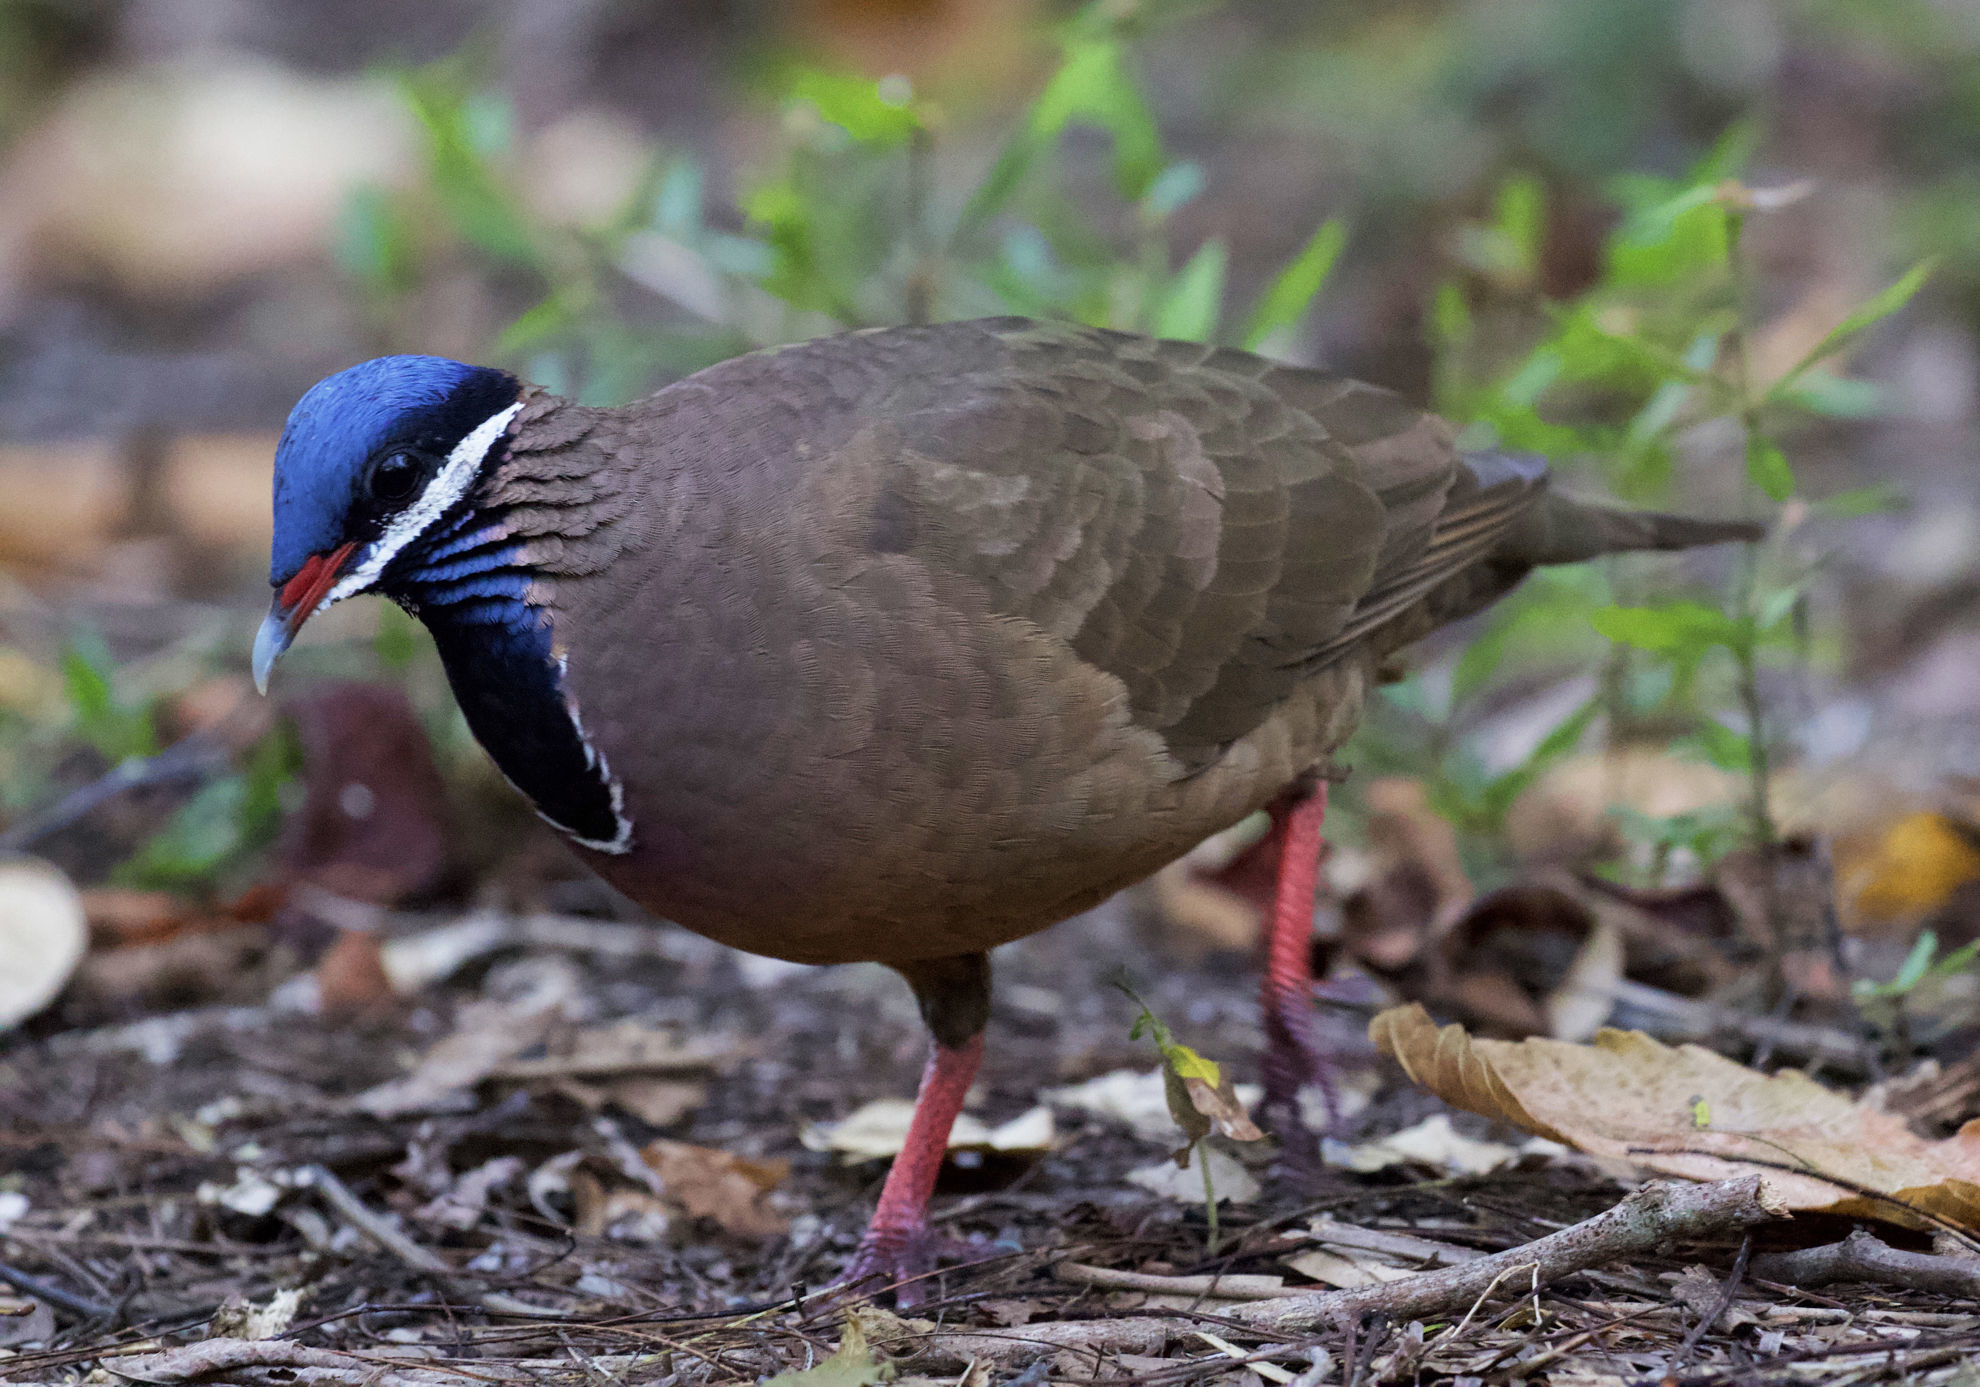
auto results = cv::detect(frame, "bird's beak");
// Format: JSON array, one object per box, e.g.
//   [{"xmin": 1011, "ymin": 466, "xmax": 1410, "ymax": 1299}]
[{"xmin": 253, "ymin": 540, "xmax": 358, "ymax": 694}]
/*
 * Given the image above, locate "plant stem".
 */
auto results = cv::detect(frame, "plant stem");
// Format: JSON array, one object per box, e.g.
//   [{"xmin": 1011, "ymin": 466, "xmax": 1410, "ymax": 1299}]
[
  {"xmin": 1198, "ymin": 1140, "xmax": 1220, "ymax": 1256},
  {"xmin": 1724, "ymin": 208, "xmax": 1786, "ymax": 967}
]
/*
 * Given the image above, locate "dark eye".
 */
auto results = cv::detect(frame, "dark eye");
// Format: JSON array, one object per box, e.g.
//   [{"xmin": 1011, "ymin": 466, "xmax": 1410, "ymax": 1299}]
[{"xmin": 367, "ymin": 452, "xmax": 424, "ymax": 505}]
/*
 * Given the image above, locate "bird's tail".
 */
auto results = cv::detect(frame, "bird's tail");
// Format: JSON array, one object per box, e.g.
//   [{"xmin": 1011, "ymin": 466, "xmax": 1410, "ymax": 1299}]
[
  {"xmin": 1467, "ymin": 450, "xmax": 1763, "ymax": 566},
  {"xmin": 1506, "ymin": 495, "xmax": 1763, "ymax": 566}
]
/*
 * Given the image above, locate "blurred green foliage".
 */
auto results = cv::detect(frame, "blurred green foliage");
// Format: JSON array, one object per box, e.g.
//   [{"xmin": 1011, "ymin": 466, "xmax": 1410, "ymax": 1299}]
[
  {"xmin": 2, "ymin": 0, "xmax": 1956, "ymax": 905},
  {"xmin": 1371, "ymin": 129, "xmax": 1928, "ymax": 883},
  {"xmin": 340, "ymin": 2, "xmax": 1347, "ymax": 404}
]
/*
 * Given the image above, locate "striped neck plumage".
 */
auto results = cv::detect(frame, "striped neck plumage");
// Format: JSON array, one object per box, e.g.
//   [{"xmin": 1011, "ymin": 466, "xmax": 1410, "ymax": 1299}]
[{"xmin": 390, "ymin": 488, "xmax": 635, "ymax": 859}]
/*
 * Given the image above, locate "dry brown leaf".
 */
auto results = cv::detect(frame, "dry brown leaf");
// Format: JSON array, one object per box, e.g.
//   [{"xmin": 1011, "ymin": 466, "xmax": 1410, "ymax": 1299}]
[
  {"xmin": 571, "ymin": 1171, "xmax": 672, "ymax": 1243},
  {"xmin": 282, "ymin": 682, "xmax": 453, "ymax": 907},
  {"xmin": 1506, "ymin": 749, "xmax": 1740, "ymax": 866},
  {"xmin": 1283, "ymin": 1247, "xmax": 1417, "ymax": 1289},
  {"xmin": 1047, "ymin": 1067, "xmax": 1265, "ymax": 1143},
  {"xmin": 315, "ymin": 927, "xmax": 393, "ymax": 1014},
  {"xmin": 487, "ymin": 1020, "xmax": 728, "ymax": 1080},
  {"xmin": 601, "ymin": 1077, "xmax": 708, "ymax": 1126},
  {"xmin": 81, "ymin": 888, "xmax": 196, "ymax": 946},
  {"xmin": 163, "ymin": 433, "xmax": 279, "ymax": 553},
  {"xmin": 642, "ymin": 1139, "xmax": 789, "ymax": 1238},
  {"xmin": 1168, "ymin": 1067, "xmax": 1265, "ymax": 1146},
  {"xmin": 0, "ymin": 1294, "xmax": 56, "ymax": 1348},
  {"xmin": 1372, "ymin": 1003, "xmax": 1980, "ymax": 1230},
  {"xmin": 353, "ymin": 993, "xmax": 562, "ymax": 1117},
  {"xmin": 0, "ymin": 858, "xmax": 87, "ymax": 1030},
  {"xmin": 1338, "ymin": 777, "xmax": 1477, "ymax": 976},
  {"xmin": 0, "ymin": 442, "xmax": 126, "ymax": 568}
]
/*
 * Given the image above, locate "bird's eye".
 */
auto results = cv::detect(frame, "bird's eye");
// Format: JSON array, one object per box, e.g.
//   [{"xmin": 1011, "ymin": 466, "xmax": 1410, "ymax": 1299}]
[{"xmin": 367, "ymin": 452, "xmax": 424, "ymax": 505}]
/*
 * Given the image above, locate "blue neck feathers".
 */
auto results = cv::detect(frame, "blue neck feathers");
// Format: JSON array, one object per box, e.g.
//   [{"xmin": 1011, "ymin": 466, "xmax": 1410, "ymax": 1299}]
[{"xmin": 391, "ymin": 513, "xmax": 625, "ymax": 851}]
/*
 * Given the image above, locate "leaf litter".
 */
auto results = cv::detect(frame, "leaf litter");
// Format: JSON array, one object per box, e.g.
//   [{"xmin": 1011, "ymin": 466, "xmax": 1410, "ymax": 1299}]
[{"xmin": 11, "ymin": 705, "xmax": 1980, "ymax": 1384}]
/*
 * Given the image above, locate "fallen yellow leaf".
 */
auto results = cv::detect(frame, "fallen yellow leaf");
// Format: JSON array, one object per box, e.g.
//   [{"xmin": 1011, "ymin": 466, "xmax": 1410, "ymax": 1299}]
[
  {"xmin": 1371, "ymin": 1003, "xmax": 1980, "ymax": 1231},
  {"xmin": 1842, "ymin": 810, "xmax": 1980, "ymax": 924}
]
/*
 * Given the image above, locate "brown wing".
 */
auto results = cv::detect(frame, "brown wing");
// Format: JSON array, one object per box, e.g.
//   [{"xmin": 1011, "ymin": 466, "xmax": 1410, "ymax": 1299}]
[{"xmin": 849, "ymin": 318, "xmax": 1546, "ymax": 769}]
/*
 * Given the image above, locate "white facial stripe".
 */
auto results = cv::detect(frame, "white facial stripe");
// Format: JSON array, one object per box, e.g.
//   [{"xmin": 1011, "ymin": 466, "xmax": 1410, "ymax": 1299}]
[{"xmin": 317, "ymin": 401, "xmax": 524, "ymax": 614}]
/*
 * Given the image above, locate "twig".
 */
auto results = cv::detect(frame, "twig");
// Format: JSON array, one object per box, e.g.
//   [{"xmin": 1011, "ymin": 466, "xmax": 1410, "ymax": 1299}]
[
  {"xmin": 1750, "ymin": 1227, "xmax": 1980, "ymax": 1299},
  {"xmin": 0, "ymin": 1257, "xmax": 117, "ymax": 1320},
  {"xmin": 0, "ymin": 734, "xmax": 225, "ymax": 854},
  {"xmin": 100, "ymin": 1339, "xmax": 460, "ymax": 1386},
  {"xmin": 1233, "ymin": 1176, "xmax": 1785, "ymax": 1334},
  {"xmin": 1605, "ymin": 978, "xmax": 1876, "ymax": 1067},
  {"xmin": 300, "ymin": 1164, "xmax": 451, "ymax": 1275},
  {"xmin": 1302, "ymin": 1220, "xmax": 1480, "ymax": 1266},
  {"xmin": 1054, "ymin": 1263, "xmax": 1302, "ymax": 1300},
  {"xmin": 914, "ymin": 1177, "xmax": 1787, "ymax": 1368},
  {"xmin": 1675, "ymin": 1230, "xmax": 1752, "ymax": 1366}
]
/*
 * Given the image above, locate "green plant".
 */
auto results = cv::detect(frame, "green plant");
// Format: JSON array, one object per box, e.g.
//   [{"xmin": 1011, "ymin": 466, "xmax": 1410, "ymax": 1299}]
[
  {"xmin": 345, "ymin": 1, "xmax": 1350, "ymax": 410},
  {"xmin": 114, "ymin": 722, "xmax": 296, "ymax": 892},
  {"xmin": 1118, "ymin": 983, "xmax": 1262, "ymax": 1254},
  {"xmin": 1852, "ymin": 929, "xmax": 1980, "ymax": 1049},
  {"xmin": 60, "ymin": 630, "xmax": 156, "ymax": 765},
  {"xmin": 1374, "ymin": 135, "xmax": 1929, "ymax": 899}
]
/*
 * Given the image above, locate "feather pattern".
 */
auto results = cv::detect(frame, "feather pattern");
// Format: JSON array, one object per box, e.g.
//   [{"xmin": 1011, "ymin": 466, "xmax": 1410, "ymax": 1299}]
[{"xmin": 422, "ymin": 318, "xmax": 1756, "ymax": 973}]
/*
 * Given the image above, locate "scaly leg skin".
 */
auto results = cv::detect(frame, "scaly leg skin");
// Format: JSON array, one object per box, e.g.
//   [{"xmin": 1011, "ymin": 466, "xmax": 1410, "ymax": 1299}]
[
  {"xmin": 1257, "ymin": 781, "xmax": 1337, "ymax": 1178},
  {"xmin": 839, "ymin": 1030, "xmax": 984, "ymax": 1306}
]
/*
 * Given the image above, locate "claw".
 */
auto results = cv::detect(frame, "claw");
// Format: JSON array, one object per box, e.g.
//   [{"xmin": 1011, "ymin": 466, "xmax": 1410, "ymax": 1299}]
[{"xmin": 834, "ymin": 1225, "xmax": 984, "ymax": 1309}]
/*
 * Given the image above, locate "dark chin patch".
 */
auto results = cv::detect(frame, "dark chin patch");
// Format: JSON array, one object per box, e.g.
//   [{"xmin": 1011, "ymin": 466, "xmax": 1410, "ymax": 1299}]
[
  {"xmin": 395, "ymin": 518, "xmax": 622, "ymax": 849},
  {"xmin": 427, "ymin": 613, "xmax": 624, "ymax": 846}
]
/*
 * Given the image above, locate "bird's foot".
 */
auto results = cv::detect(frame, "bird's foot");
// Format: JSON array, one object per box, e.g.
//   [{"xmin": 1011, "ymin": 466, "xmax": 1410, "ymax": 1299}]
[
  {"xmin": 1259, "ymin": 987, "xmax": 1340, "ymax": 1185},
  {"xmin": 834, "ymin": 1223, "xmax": 983, "ymax": 1309}
]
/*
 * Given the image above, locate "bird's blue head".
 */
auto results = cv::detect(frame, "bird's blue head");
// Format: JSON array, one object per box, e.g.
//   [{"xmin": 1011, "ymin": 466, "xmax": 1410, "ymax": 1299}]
[{"xmin": 254, "ymin": 355, "xmax": 522, "ymax": 691}]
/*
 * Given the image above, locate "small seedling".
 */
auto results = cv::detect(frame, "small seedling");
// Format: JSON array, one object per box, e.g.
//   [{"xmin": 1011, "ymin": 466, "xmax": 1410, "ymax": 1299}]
[{"xmin": 1117, "ymin": 982, "xmax": 1262, "ymax": 1254}]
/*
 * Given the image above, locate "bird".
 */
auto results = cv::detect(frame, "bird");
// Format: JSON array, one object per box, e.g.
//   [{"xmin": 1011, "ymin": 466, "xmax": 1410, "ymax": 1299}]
[{"xmin": 254, "ymin": 316, "xmax": 1758, "ymax": 1292}]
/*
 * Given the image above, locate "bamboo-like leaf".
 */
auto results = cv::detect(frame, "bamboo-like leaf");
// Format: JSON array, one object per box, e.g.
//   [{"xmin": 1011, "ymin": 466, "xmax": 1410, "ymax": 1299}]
[
  {"xmin": 1242, "ymin": 220, "xmax": 1345, "ymax": 349},
  {"xmin": 1154, "ymin": 239, "xmax": 1227, "ymax": 342},
  {"xmin": 1775, "ymin": 259, "xmax": 1936, "ymax": 390}
]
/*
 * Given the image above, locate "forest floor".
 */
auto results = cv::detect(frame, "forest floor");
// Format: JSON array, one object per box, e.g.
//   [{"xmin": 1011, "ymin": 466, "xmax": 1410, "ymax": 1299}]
[{"xmin": 5, "ymin": 872, "xmax": 1980, "ymax": 1386}]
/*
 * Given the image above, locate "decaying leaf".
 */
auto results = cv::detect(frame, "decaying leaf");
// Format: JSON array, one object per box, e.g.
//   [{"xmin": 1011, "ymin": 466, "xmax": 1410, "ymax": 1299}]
[
  {"xmin": 1328, "ymin": 1112, "xmax": 1526, "ymax": 1176},
  {"xmin": 487, "ymin": 1019, "xmax": 730, "ymax": 1080},
  {"xmin": 413, "ymin": 1155, "xmax": 524, "ymax": 1231},
  {"xmin": 803, "ymin": 1100, "xmax": 1054, "ymax": 1162},
  {"xmin": 1125, "ymin": 1143, "xmax": 1260, "ymax": 1205},
  {"xmin": 281, "ymin": 682, "xmax": 453, "ymax": 907},
  {"xmin": 571, "ymin": 1173, "xmax": 672, "ymax": 1243},
  {"xmin": 762, "ymin": 1310, "xmax": 892, "ymax": 1387},
  {"xmin": 209, "ymin": 1288, "xmax": 303, "ymax": 1341},
  {"xmin": 1046, "ymin": 1067, "xmax": 1264, "ymax": 1144},
  {"xmin": 0, "ymin": 858, "xmax": 88, "ymax": 1030},
  {"xmin": 1372, "ymin": 1003, "xmax": 1980, "ymax": 1229},
  {"xmin": 1123, "ymin": 992, "xmax": 1266, "ymax": 1148},
  {"xmin": 641, "ymin": 1139, "xmax": 789, "ymax": 1238},
  {"xmin": 1147, "ymin": 812, "xmax": 1274, "ymax": 956},
  {"xmin": 555, "ymin": 1075, "xmax": 708, "ymax": 1127},
  {"xmin": 352, "ymin": 991, "xmax": 564, "ymax": 1117},
  {"xmin": 1283, "ymin": 1246, "xmax": 1419, "ymax": 1289},
  {"xmin": 0, "ymin": 1294, "xmax": 56, "ymax": 1348}
]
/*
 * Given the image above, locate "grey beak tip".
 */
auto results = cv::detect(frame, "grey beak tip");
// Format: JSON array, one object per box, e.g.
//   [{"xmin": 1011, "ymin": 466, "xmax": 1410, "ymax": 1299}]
[{"xmin": 252, "ymin": 610, "xmax": 289, "ymax": 697}]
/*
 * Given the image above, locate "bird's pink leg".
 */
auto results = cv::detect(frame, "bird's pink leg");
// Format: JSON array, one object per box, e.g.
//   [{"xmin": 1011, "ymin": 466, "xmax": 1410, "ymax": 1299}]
[
  {"xmin": 842, "ymin": 1030, "xmax": 983, "ymax": 1301},
  {"xmin": 1258, "ymin": 782, "xmax": 1335, "ymax": 1171}
]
